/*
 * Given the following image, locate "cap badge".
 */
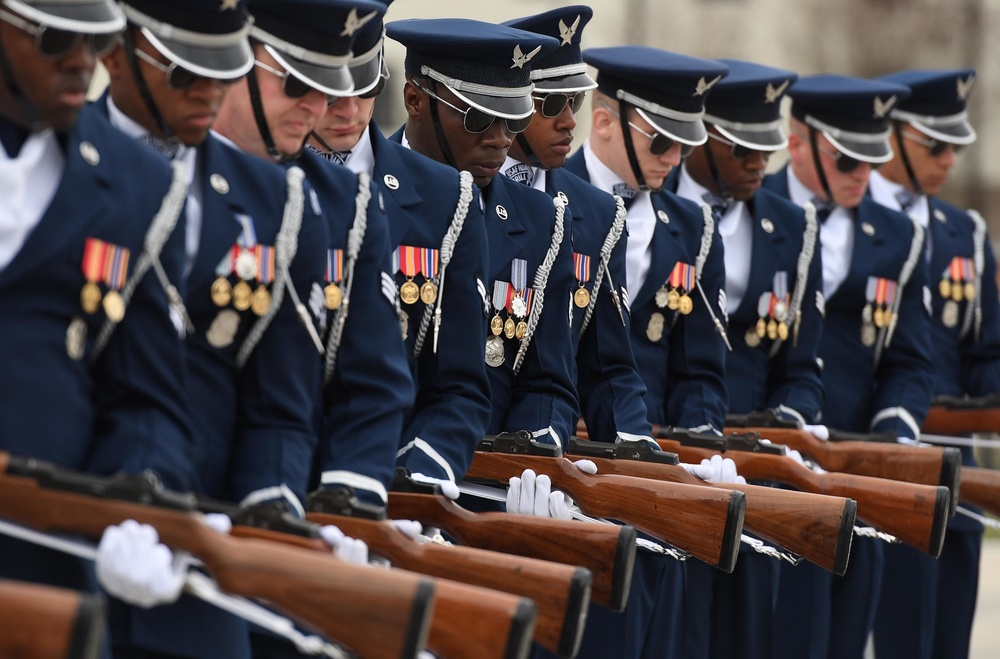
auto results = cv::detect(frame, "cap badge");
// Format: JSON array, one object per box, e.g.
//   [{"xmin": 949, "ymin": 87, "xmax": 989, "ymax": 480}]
[
  {"xmin": 873, "ymin": 95, "xmax": 897, "ymax": 119},
  {"xmin": 511, "ymin": 44, "xmax": 542, "ymax": 69},
  {"xmin": 694, "ymin": 75, "xmax": 722, "ymax": 97},
  {"xmin": 342, "ymin": 8, "xmax": 378, "ymax": 37},
  {"xmin": 764, "ymin": 80, "xmax": 790, "ymax": 104},
  {"xmin": 957, "ymin": 75, "xmax": 975, "ymax": 101},
  {"xmin": 219, "ymin": 0, "xmax": 238, "ymax": 11},
  {"xmin": 558, "ymin": 16, "xmax": 581, "ymax": 46}
]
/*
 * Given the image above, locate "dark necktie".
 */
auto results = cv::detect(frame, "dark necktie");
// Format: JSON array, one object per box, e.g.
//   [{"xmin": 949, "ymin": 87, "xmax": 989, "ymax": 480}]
[
  {"xmin": 811, "ymin": 197, "xmax": 835, "ymax": 223},
  {"xmin": 702, "ymin": 191, "xmax": 732, "ymax": 223},
  {"xmin": 896, "ymin": 189, "xmax": 919, "ymax": 213},
  {"xmin": 140, "ymin": 134, "xmax": 182, "ymax": 160}
]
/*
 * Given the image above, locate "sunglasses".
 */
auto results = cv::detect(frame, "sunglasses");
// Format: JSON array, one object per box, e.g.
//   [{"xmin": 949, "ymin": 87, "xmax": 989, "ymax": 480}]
[
  {"xmin": 902, "ymin": 130, "xmax": 966, "ymax": 157},
  {"xmin": 816, "ymin": 143, "xmax": 881, "ymax": 173},
  {"xmin": 133, "ymin": 48, "xmax": 202, "ymax": 90},
  {"xmin": 255, "ymin": 59, "xmax": 334, "ymax": 105},
  {"xmin": 412, "ymin": 79, "xmax": 532, "ymax": 135},
  {"xmin": 531, "ymin": 91, "xmax": 586, "ymax": 118},
  {"xmin": 0, "ymin": 9, "xmax": 117, "ymax": 59},
  {"xmin": 599, "ymin": 101, "xmax": 694, "ymax": 157},
  {"xmin": 707, "ymin": 132, "xmax": 769, "ymax": 161}
]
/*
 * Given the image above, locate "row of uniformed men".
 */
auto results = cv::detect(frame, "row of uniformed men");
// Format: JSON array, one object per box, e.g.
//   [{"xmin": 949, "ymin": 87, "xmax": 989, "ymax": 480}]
[{"xmin": 0, "ymin": 0, "xmax": 994, "ymax": 658}]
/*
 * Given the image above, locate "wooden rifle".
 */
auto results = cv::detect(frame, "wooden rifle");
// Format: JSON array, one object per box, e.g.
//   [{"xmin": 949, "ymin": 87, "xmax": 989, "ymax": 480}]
[
  {"xmin": 952, "ymin": 466, "xmax": 1000, "ymax": 518},
  {"xmin": 0, "ymin": 453, "xmax": 434, "ymax": 659},
  {"xmin": 654, "ymin": 430, "xmax": 948, "ymax": 557},
  {"xmin": 0, "ymin": 580, "xmax": 105, "ymax": 659},
  {"xmin": 564, "ymin": 438, "xmax": 856, "ymax": 575},
  {"xmin": 303, "ymin": 487, "xmax": 588, "ymax": 659},
  {"xmin": 466, "ymin": 432, "xmax": 746, "ymax": 573},
  {"xmin": 923, "ymin": 395, "xmax": 1000, "ymax": 434}
]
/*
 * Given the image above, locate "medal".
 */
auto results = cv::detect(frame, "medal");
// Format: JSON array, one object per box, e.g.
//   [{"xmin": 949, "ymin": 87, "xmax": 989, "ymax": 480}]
[
  {"xmin": 420, "ymin": 247, "xmax": 440, "ymax": 305},
  {"xmin": 80, "ymin": 238, "xmax": 106, "ymax": 314},
  {"xmin": 250, "ymin": 245, "xmax": 275, "ymax": 317},
  {"xmin": 211, "ymin": 277, "xmax": 232, "ymax": 307},
  {"xmin": 860, "ymin": 322, "xmax": 877, "ymax": 347},
  {"xmin": 491, "ymin": 281, "xmax": 511, "ymax": 337},
  {"xmin": 103, "ymin": 290, "xmax": 125, "ymax": 323},
  {"xmin": 942, "ymin": 300, "xmax": 959, "ymax": 328},
  {"xmin": 420, "ymin": 280, "xmax": 438, "ymax": 305},
  {"xmin": 400, "ymin": 280, "xmax": 420, "ymax": 305},
  {"xmin": 81, "ymin": 282, "xmax": 102, "ymax": 314},
  {"xmin": 485, "ymin": 335, "xmax": 505, "ymax": 367},
  {"xmin": 233, "ymin": 215, "xmax": 259, "ymax": 280},
  {"xmin": 574, "ymin": 286, "xmax": 591, "ymax": 308},
  {"xmin": 65, "ymin": 317, "xmax": 87, "ymax": 361},
  {"xmin": 771, "ymin": 272, "xmax": 789, "ymax": 322},
  {"xmin": 490, "ymin": 314, "xmax": 504, "ymax": 336},
  {"xmin": 766, "ymin": 318, "xmax": 778, "ymax": 340},
  {"xmin": 745, "ymin": 327, "xmax": 761, "ymax": 348},
  {"xmin": 756, "ymin": 293, "xmax": 771, "ymax": 339},
  {"xmin": 206, "ymin": 309, "xmax": 241, "ymax": 348},
  {"xmin": 232, "ymin": 280, "xmax": 252, "ymax": 311},
  {"xmin": 666, "ymin": 289, "xmax": 681, "ymax": 310},
  {"xmin": 962, "ymin": 258, "xmax": 975, "ymax": 301},
  {"xmin": 504, "ymin": 317, "xmax": 516, "ymax": 339},
  {"xmin": 511, "ymin": 295, "xmax": 527, "ymax": 318},
  {"xmin": 655, "ymin": 287, "xmax": 670, "ymax": 309},
  {"xmin": 235, "ymin": 249, "xmax": 258, "ymax": 281},
  {"xmin": 515, "ymin": 321, "xmax": 528, "ymax": 340},
  {"xmin": 678, "ymin": 294, "xmax": 693, "ymax": 316},
  {"xmin": 573, "ymin": 252, "xmax": 592, "ymax": 309},
  {"xmin": 667, "ymin": 262, "xmax": 688, "ymax": 311},
  {"xmin": 756, "ymin": 317, "xmax": 767, "ymax": 338},
  {"xmin": 646, "ymin": 312, "xmax": 665, "ymax": 342},
  {"xmin": 325, "ymin": 283, "xmax": 343, "ymax": 310},
  {"xmin": 952, "ymin": 283, "xmax": 964, "ymax": 302},
  {"xmin": 777, "ymin": 321, "xmax": 789, "ymax": 341},
  {"xmin": 395, "ymin": 245, "xmax": 422, "ymax": 305},
  {"xmin": 251, "ymin": 286, "xmax": 271, "ymax": 316},
  {"xmin": 873, "ymin": 306, "xmax": 885, "ymax": 329},
  {"xmin": 939, "ymin": 278, "xmax": 952, "ymax": 299}
]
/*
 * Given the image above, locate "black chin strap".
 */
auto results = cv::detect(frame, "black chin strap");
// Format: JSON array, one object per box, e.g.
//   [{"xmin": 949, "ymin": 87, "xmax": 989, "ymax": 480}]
[
  {"xmin": 808, "ymin": 127, "xmax": 835, "ymax": 204},
  {"xmin": 245, "ymin": 66, "xmax": 283, "ymax": 160},
  {"xmin": 618, "ymin": 100, "xmax": 649, "ymax": 191},
  {"xmin": 702, "ymin": 134, "xmax": 731, "ymax": 199},
  {"xmin": 892, "ymin": 122, "xmax": 923, "ymax": 194},
  {"xmin": 424, "ymin": 79, "xmax": 459, "ymax": 170},
  {"xmin": 122, "ymin": 29, "xmax": 173, "ymax": 141},
  {"xmin": 515, "ymin": 133, "xmax": 543, "ymax": 169}
]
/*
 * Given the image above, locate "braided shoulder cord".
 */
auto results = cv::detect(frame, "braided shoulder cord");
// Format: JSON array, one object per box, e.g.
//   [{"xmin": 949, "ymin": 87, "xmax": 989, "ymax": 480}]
[
  {"xmin": 877, "ymin": 216, "xmax": 924, "ymax": 366},
  {"xmin": 962, "ymin": 209, "xmax": 987, "ymax": 342},
  {"xmin": 323, "ymin": 172, "xmax": 371, "ymax": 384},
  {"xmin": 237, "ymin": 166, "xmax": 310, "ymax": 368},
  {"xmin": 513, "ymin": 197, "xmax": 566, "ymax": 375},
  {"xmin": 90, "ymin": 159, "xmax": 189, "ymax": 365},
  {"xmin": 414, "ymin": 170, "xmax": 474, "ymax": 358},
  {"xmin": 770, "ymin": 203, "xmax": 818, "ymax": 357},
  {"xmin": 694, "ymin": 202, "xmax": 732, "ymax": 351},
  {"xmin": 579, "ymin": 195, "xmax": 627, "ymax": 338}
]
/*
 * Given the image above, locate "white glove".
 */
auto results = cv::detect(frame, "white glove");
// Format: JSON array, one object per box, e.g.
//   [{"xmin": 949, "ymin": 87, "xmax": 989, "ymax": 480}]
[
  {"xmin": 505, "ymin": 462, "xmax": 595, "ymax": 519},
  {"xmin": 96, "ymin": 520, "xmax": 189, "ymax": 608},
  {"xmin": 784, "ymin": 448, "xmax": 808, "ymax": 467},
  {"xmin": 318, "ymin": 525, "xmax": 369, "ymax": 566},
  {"xmin": 681, "ymin": 461, "xmax": 714, "ymax": 481},
  {"xmin": 804, "ymin": 424, "xmax": 829, "ymax": 441},
  {"xmin": 391, "ymin": 519, "xmax": 424, "ymax": 541},
  {"xmin": 409, "ymin": 473, "xmax": 460, "ymax": 501},
  {"xmin": 695, "ymin": 454, "xmax": 746, "ymax": 485}
]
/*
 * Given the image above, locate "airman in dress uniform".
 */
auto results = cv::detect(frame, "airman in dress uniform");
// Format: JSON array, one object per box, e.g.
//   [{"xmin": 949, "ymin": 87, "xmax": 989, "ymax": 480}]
[
  {"xmin": 307, "ymin": 1, "xmax": 492, "ymax": 498},
  {"xmin": 562, "ymin": 45, "xmax": 731, "ymax": 659},
  {"xmin": 0, "ymin": 0, "xmax": 193, "ymax": 642},
  {"xmin": 762, "ymin": 74, "xmax": 935, "ymax": 659},
  {"xmin": 870, "ymin": 67, "xmax": 997, "ymax": 659},
  {"xmin": 665, "ymin": 59, "xmax": 819, "ymax": 659}
]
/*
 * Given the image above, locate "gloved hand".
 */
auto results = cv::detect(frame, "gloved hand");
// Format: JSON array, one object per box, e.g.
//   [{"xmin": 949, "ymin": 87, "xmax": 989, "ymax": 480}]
[
  {"xmin": 695, "ymin": 454, "xmax": 746, "ymax": 485},
  {"xmin": 409, "ymin": 473, "xmax": 460, "ymax": 501},
  {"xmin": 96, "ymin": 519, "xmax": 189, "ymax": 608},
  {"xmin": 318, "ymin": 525, "xmax": 369, "ymax": 566},
  {"xmin": 804, "ymin": 424, "xmax": 829, "ymax": 441},
  {"xmin": 506, "ymin": 461, "xmax": 596, "ymax": 520}
]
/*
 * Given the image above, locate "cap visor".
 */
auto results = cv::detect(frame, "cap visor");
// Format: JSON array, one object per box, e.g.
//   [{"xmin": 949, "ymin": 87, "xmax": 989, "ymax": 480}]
[
  {"xmin": 349, "ymin": 55, "xmax": 383, "ymax": 96},
  {"xmin": 271, "ymin": 49, "xmax": 354, "ymax": 97},
  {"xmin": 715, "ymin": 124, "xmax": 787, "ymax": 151},
  {"xmin": 911, "ymin": 119, "xmax": 977, "ymax": 146},
  {"xmin": 826, "ymin": 133, "xmax": 892, "ymax": 163},
  {"xmin": 450, "ymin": 86, "xmax": 533, "ymax": 120},
  {"xmin": 8, "ymin": 0, "xmax": 124, "ymax": 32},
  {"xmin": 146, "ymin": 31, "xmax": 253, "ymax": 81},
  {"xmin": 531, "ymin": 71, "xmax": 597, "ymax": 94},
  {"xmin": 637, "ymin": 107, "xmax": 706, "ymax": 145}
]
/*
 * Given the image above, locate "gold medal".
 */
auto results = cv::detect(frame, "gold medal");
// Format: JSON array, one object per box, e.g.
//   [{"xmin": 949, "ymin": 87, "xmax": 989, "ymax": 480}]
[
  {"xmin": 420, "ymin": 280, "xmax": 438, "ymax": 305},
  {"xmin": 860, "ymin": 322, "xmax": 877, "ymax": 347},
  {"xmin": 873, "ymin": 307, "xmax": 886, "ymax": 329},
  {"xmin": 103, "ymin": 290, "xmax": 125, "ymax": 323},
  {"xmin": 745, "ymin": 327, "xmax": 761, "ymax": 348},
  {"xmin": 485, "ymin": 335, "xmax": 505, "ymax": 367},
  {"xmin": 81, "ymin": 282, "xmax": 102, "ymax": 314},
  {"xmin": 756, "ymin": 317, "xmax": 767, "ymax": 338},
  {"xmin": 942, "ymin": 300, "xmax": 959, "ymax": 328},
  {"xmin": 515, "ymin": 321, "xmax": 528, "ymax": 340},
  {"xmin": 251, "ymin": 286, "xmax": 271, "ymax": 316},
  {"xmin": 490, "ymin": 314, "xmax": 504, "ymax": 336},
  {"xmin": 232, "ymin": 280, "xmax": 252, "ymax": 311},
  {"xmin": 211, "ymin": 277, "xmax": 232, "ymax": 307},
  {"xmin": 65, "ymin": 317, "xmax": 87, "ymax": 361},
  {"xmin": 325, "ymin": 283, "xmax": 343, "ymax": 310},
  {"xmin": 766, "ymin": 318, "xmax": 778, "ymax": 340},
  {"xmin": 504, "ymin": 317, "xmax": 516, "ymax": 339},
  {"xmin": 400, "ymin": 279, "xmax": 420, "ymax": 305},
  {"xmin": 574, "ymin": 286, "xmax": 591, "ymax": 308},
  {"xmin": 952, "ymin": 284, "xmax": 964, "ymax": 302},
  {"xmin": 939, "ymin": 279, "xmax": 952, "ymax": 299},
  {"xmin": 646, "ymin": 312, "xmax": 665, "ymax": 342},
  {"xmin": 666, "ymin": 289, "xmax": 681, "ymax": 311},
  {"xmin": 655, "ymin": 288, "xmax": 670, "ymax": 309},
  {"xmin": 777, "ymin": 321, "xmax": 789, "ymax": 341},
  {"xmin": 678, "ymin": 294, "xmax": 693, "ymax": 315},
  {"xmin": 965, "ymin": 281, "xmax": 976, "ymax": 301}
]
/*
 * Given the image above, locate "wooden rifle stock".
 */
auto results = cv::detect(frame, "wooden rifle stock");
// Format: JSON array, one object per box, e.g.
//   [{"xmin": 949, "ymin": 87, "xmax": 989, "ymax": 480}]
[
  {"xmin": 0, "ymin": 454, "xmax": 434, "ymax": 659},
  {"xmin": 386, "ymin": 492, "xmax": 636, "ymax": 612},
  {"xmin": 467, "ymin": 438, "xmax": 745, "ymax": 572},
  {"xmin": 955, "ymin": 466, "xmax": 1000, "ymax": 518},
  {"xmin": 305, "ymin": 511, "xmax": 588, "ymax": 659},
  {"xmin": 657, "ymin": 439, "xmax": 948, "ymax": 557},
  {"xmin": 564, "ymin": 439, "xmax": 854, "ymax": 575},
  {"xmin": 0, "ymin": 580, "xmax": 105, "ymax": 659},
  {"xmin": 923, "ymin": 395, "xmax": 1000, "ymax": 434}
]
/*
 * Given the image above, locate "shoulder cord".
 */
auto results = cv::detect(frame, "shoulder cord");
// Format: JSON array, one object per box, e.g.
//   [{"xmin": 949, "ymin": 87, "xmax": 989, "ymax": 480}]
[
  {"xmin": 578, "ymin": 195, "xmax": 626, "ymax": 338},
  {"xmin": 90, "ymin": 159, "xmax": 189, "ymax": 365},
  {"xmin": 413, "ymin": 170, "xmax": 474, "ymax": 358},
  {"xmin": 770, "ymin": 202, "xmax": 818, "ymax": 357},
  {"xmin": 962, "ymin": 209, "xmax": 986, "ymax": 342},
  {"xmin": 877, "ymin": 216, "xmax": 924, "ymax": 366},
  {"xmin": 323, "ymin": 172, "xmax": 371, "ymax": 384},
  {"xmin": 237, "ymin": 166, "xmax": 315, "ymax": 368},
  {"xmin": 694, "ymin": 203, "xmax": 732, "ymax": 351},
  {"xmin": 513, "ymin": 197, "xmax": 567, "ymax": 375}
]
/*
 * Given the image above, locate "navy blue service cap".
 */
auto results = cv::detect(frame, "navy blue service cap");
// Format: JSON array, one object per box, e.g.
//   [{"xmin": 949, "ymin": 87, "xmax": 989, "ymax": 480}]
[
  {"xmin": 583, "ymin": 46, "xmax": 730, "ymax": 146},
  {"xmin": 348, "ymin": 0, "xmax": 390, "ymax": 96},
  {"xmin": 121, "ymin": 0, "xmax": 253, "ymax": 80},
  {"xmin": 877, "ymin": 68, "xmax": 977, "ymax": 145},
  {"xmin": 2, "ymin": 0, "xmax": 124, "ymax": 33},
  {"xmin": 705, "ymin": 59, "xmax": 797, "ymax": 151},
  {"xmin": 788, "ymin": 74, "xmax": 911, "ymax": 163},
  {"xmin": 249, "ymin": 0, "xmax": 386, "ymax": 96},
  {"xmin": 502, "ymin": 5, "xmax": 596, "ymax": 93},
  {"xmin": 386, "ymin": 18, "xmax": 560, "ymax": 120}
]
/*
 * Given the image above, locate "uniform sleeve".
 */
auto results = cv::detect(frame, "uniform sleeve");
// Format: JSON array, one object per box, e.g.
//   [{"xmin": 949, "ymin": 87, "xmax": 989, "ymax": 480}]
[
  {"xmin": 961, "ymin": 235, "xmax": 1000, "ymax": 396},
  {"xmin": 666, "ymin": 226, "xmax": 729, "ymax": 432},
  {"xmin": 319, "ymin": 183, "xmax": 415, "ymax": 506}
]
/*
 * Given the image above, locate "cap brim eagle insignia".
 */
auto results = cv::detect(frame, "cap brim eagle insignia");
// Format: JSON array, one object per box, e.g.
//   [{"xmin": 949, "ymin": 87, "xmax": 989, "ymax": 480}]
[
  {"xmin": 764, "ymin": 80, "xmax": 790, "ymax": 104},
  {"xmin": 694, "ymin": 75, "xmax": 722, "ymax": 97},
  {"xmin": 873, "ymin": 94, "xmax": 897, "ymax": 119},
  {"xmin": 512, "ymin": 44, "xmax": 542, "ymax": 69},
  {"xmin": 558, "ymin": 15, "xmax": 581, "ymax": 46},
  {"xmin": 342, "ymin": 8, "xmax": 378, "ymax": 37}
]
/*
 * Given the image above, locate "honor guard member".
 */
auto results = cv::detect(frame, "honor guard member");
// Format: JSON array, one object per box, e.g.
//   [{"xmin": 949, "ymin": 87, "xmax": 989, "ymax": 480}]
[
  {"xmin": 870, "ymin": 68, "xmax": 997, "ymax": 659},
  {"xmin": 0, "ymin": 0, "xmax": 193, "ymax": 631},
  {"xmin": 665, "ymin": 59, "xmax": 820, "ymax": 659},
  {"xmin": 501, "ymin": 5, "xmax": 653, "ymax": 447},
  {"xmin": 563, "ymin": 46, "xmax": 731, "ymax": 659},
  {"xmin": 762, "ymin": 74, "xmax": 934, "ymax": 659},
  {"xmin": 386, "ymin": 20, "xmax": 582, "ymax": 457},
  {"xmin": 308, "ymin": 1, "xmax": 491, "ymax": 498}
]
